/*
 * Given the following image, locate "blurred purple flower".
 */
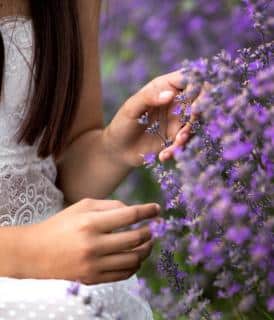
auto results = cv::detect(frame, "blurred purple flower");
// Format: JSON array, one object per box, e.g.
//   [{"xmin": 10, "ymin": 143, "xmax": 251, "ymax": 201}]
[
  {"xmin": 143, "ymin": 152, "xmax": 157, "ymax": 167},
  {"xmin": 223, "ymin": 141, "xmax": 253, "ymax": 160},
  {"xmin": 225, "ymin": 226, "xmax": 251, "ymax": 245}
]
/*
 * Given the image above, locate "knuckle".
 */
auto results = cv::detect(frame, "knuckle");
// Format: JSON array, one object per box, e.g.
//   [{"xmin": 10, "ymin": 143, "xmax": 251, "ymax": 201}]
[
  {"xmin": 80, "ymin": 198, "xmax": 94, "ymax": 208},
  {"xmin": 141, "ymin": 228, "xmax": 150, "ymax": 241},
  {"xmin": 153, "ymin": 75, "xmax": 162, "ymax": 83},
  {"xmin": 81, "ymin": 240, "xmax": 97, "ymax": 258},
  {"xmin": 151, "ymin": 79, "xmax": 161, "ymax": 93},
  {"xmin": 79, "ymin": 214, "xmax": 95, "ymax": 231},
  {"xmin": 145, "ymin": 228, "xmax": 152, "ymax": 241},
  {"xmin": 145, "ymin": 244, "xmax": 153, "ymax": 257},
  {"xmin": 79, "ymin": 276, "xmax": 89, "ymax": 285},
  {"xmin": 80, "ymin": 274, "xmax": 96, "ymax": 285},
  {"xmin": 112, "ymin": 200, "xmax": 125, "ymax": 207},
  {"xmin": 87, "ymin": 242, "xmax": 98, "ymax": 255},
  {"xmin": 132, "ymin": 231, "xmax": 143, "ymax": 247},
  {"xmin": 132, "ymin": 206, "xmax": 141, "ymax": 223},
  {"xmin": 79, "ymin": 264, "xmax": 96, "ymax": 285},
  {"xmin": 81, "ymin": 213, "xmax": 92, "ymax": 225},
  {"xmin": 79, "ymin": 274, "xmax": 90, "ymax": 285},
  {"xmin": 130, "ymin": 209, "xmax": 137, "ymax": 225},
  {"xmin": 131, "ymin": 254, "xmax": 139, "ymax": 266},
  {"xmin": 122, "ymin": 270, "xmax": 134, "ymax": 281},
  {"xmin": 132, "ymin": 253, "xmax": 141, "ymax": 266},
  {"xmin": 138, "ymin": 230, "xmax": 146, "ymax": 244}
]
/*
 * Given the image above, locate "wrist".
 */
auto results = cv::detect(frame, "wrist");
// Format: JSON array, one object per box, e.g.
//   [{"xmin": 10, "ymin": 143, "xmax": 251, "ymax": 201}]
[
  {"xmin": 102, "ymin": 126, "xmax": 136, "ymax": 170},
  {"xmin": 0, "ymin": 225, "xmax": 40, "ymax": 279},
  {"xmin": 0, "ymin": 226, "xmax": 20, "ymax": 277},
  {"xmin": 14, "ymin": 224, "xmax": 46, "ymax": 279}
]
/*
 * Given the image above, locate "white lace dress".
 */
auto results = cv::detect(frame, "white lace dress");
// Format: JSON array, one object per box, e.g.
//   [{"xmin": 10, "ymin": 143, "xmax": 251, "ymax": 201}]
[{"xmin": 0, "ymin": 16, "xmax": 154, "ymax": 320}]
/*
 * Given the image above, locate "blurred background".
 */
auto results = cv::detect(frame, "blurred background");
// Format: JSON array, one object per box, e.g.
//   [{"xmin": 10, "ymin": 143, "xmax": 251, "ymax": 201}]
[{"xmin": 99, "ymin": 1, "xmax": 259, "ymax": 318}]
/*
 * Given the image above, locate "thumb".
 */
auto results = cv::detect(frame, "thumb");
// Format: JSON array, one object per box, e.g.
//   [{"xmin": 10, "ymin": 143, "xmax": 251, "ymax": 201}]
[
  {"xmin": 123, "ymin": 87, "xmax": 175, "ymax": 120},
  {"xmin": 122, "ymin": 71, "xmax": 186, "ymax": 119}
]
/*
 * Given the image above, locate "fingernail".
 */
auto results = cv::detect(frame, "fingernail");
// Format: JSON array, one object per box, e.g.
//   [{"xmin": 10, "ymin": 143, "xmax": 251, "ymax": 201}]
[
  {"xmin": 176, "ymin": 131, "xmax": 187, "ymax": 141},
  {"xmin": 159, "ymin": 90, "xmax": 174, "ymax": 102},
  {"xmin": 154, "ymin": 204, "xmax": 161, "ymax": 213},
  {"xmin": 179, "ymin": 132, "xmax": 188, "ymax": 140},
  {"xmin": 159, "ymin": 150, "xmax": 167, "ymax": 159}
]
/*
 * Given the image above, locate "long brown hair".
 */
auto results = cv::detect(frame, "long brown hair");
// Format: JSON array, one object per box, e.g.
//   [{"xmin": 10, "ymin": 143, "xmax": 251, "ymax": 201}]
[{"xmin": 0, "ymin": 1, "xmax": 83, "ymax": 159}]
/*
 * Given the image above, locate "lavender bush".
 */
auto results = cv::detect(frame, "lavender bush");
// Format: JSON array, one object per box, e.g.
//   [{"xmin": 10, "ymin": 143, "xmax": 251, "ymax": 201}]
[{"xmin": 134, "ymin": 1, "xmax": 274, "ymax": 319}]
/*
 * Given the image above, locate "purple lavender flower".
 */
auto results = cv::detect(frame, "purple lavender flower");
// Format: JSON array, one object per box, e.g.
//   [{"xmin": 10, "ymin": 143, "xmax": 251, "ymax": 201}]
[
  {"xmin": 223, "ymin": 141, "xmax": 253, "ymax": 161},
  {"xmin": 172, "ymin": 104, "xmax": 183, "ymax": 115},
  {"xmin": 143, "ymin": 152, "xmax": 157, "ymax": 168},
  {"xmin": 267, "ymin": 296, "xmax": 274, "ymax": 312},
  {"xmin": 149, "ymin": 219, "xmax": 168, "ymax": 239},
  {"xmin": 225, "ymin": 226, "xmax": 251, "ymax": 245},
  {"xmin": 67, "ymin": 281, "xmax": 80, "ymax": 296},
  {"xmin": 137, "ymin": 111, "xmax": 149, "ymax": 125},
  {"xmin": 174, "ymin": 93, "xmax": 187, "ymax": 103},
  {"xmin": 145, "ymin": 120, "xmax": 160, "ymax": 134}
]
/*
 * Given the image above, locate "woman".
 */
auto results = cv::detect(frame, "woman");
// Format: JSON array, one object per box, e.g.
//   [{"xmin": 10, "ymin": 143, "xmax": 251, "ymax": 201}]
[{"xmin": 0, "ymin": 0, "xmax": 204, "ymax": 319}]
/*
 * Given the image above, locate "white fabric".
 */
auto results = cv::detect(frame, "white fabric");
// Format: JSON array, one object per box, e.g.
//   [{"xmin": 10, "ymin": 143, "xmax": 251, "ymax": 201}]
[{"xmin": 0, "ymin": 15, "xmax": 153, "ymax": 320}]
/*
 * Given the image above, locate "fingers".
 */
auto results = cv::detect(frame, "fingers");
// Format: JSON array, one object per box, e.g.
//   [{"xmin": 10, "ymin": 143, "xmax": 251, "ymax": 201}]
[
  {"xmin": 159, "ymin": 125, "xmax": 191, "ymax": 162},
  {"xmin": 95, "ymin": 268, "xmax": 137, "ymax": 284},
  {"xmin": 181, "ymin": 83, "xmax": 202, "ymax": 105},
  {"xmin": 122, "ymin": 70, "xmax": 187, "ymax": 119},
  {"xmin": 98, "ymin": 251, "xmax": 142, "ymax": 272},
  {"xmin": 90, "ymin": 203, "xmax": 161, "ymax": 233},
  {"xmin": 93, "ymin": 240, "xmax": 154, "ymax": 283},
  {"xmin": 96, "ymin": 224, "xmax": 152, "ymax": 255},
  {"xmin": 159, "ymin": 82, "xmax": 209, "ymax": 162},
  {"xmin": 164, "ymin": 70, "xmax": 189, "ymax": 89},
  {"xmin": 97, "ymin": 239, "xmax": 153, "ymax": 272},
  {"xmin": 130, "ymin": 239, "xmax": 154, "ymax": 260},
  {"xmin": 159, "ymin": 115, "xmax": 193, "ymax": 161}
]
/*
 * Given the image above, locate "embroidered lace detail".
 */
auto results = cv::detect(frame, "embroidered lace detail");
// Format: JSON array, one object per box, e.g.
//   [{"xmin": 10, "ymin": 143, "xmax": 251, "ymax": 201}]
[
  {"xmin": 0, "ymin": 16, "xmax": 154, "ymax": 320},
  {"xmin": 0, "ymin": 157, "xmax": 64, "ymax": 226}
]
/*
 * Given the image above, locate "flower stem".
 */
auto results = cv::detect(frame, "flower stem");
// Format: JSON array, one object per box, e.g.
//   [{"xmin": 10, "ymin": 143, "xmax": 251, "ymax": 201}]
[{"xmin": 255, "ymin": 306, "xmax": 274, "ymax": 320}]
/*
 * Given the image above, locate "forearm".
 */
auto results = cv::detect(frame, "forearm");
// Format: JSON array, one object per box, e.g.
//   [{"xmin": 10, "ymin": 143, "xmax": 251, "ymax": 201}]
[
  {"xmin": 0, "ymin": 225, "xmax": 35, "ymax": 278},
  {"xmin": 56, "ymin": 129, "xmax": 133, "ymax": 203}
]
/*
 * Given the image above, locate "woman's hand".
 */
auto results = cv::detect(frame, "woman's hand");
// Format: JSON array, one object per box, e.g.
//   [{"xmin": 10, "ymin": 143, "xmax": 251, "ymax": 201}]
[
  {"xmin": 103, "ymin": 70, "xmax": 207, "ymax": 167},
  {"xmin": 19, "ymin": 198, "xmax": 160, "ymax": 284}
]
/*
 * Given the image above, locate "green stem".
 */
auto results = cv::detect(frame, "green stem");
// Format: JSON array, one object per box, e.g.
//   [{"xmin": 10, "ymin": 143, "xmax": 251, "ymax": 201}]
[
  {"xmin": 255, "ymin": 306, "xmax": 274, "ymax": 320},
  {"xmin": 230, "ymin": 297, "xmax": 245, "ymax": 320},
  {"xmin": 236, "ymin": 310, "xmax": 245, "ymax": 320},
  {"xmin": 156, "ymin": 131, "xmax": 168, "ymax": 144}
]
